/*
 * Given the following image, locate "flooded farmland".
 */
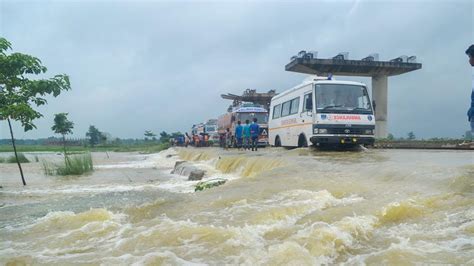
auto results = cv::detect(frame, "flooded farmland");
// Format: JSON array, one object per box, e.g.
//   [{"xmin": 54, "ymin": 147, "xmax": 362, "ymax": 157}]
[{"xmin": 0, "ymin": 148, "xmax": 473, "ymax": 265}]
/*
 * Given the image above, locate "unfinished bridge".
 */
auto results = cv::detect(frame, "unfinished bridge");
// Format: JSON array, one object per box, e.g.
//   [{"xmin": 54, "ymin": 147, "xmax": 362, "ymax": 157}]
[{"xmin": 285, "ymin": 51, "xmax": 422, "ymax": 138}]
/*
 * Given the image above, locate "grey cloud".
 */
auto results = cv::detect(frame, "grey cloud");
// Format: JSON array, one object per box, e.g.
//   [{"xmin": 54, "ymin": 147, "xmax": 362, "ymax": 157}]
[{"xmin": 1, "ymin": 0, "xmax": 472, "ymax": 139}]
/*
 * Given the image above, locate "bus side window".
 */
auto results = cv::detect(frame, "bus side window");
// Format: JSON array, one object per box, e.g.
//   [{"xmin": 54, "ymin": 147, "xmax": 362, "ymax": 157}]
[
  {"xmin": 281, "ymin": 101, "xmax": 291, "ymax": 117},
  {"xmin": 273, "ymin": 104, "xmax": 281, "ymax": 119},
  {"xmin": 290, "ymin": 97, "xmax": 299, "ymax": 115},
  {"xmin": 304, "ymin": 93, "xmax": 313, "ymax": 111}
]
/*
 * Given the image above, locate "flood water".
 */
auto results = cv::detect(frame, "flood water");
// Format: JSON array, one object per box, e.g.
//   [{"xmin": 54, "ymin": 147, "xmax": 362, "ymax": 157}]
[{"xmin": 0, "ymin": 148, "xmax": 473, "ymax": 265}]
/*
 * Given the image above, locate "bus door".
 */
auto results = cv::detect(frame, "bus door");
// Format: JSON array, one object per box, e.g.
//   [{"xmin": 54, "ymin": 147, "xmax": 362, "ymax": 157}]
[{"xmin": 301, "ymin": 92, "xmax": 314, "ymax": 136}]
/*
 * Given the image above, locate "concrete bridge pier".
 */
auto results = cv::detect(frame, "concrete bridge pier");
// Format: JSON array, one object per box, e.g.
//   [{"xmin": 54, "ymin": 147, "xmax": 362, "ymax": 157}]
[
  {"xmin": 284, "ymin": 54, "xmax": 422, "ymax": 139},
  {"xmin": 372, "ymin": 75, "xmax": 388, "ymax": 138}
]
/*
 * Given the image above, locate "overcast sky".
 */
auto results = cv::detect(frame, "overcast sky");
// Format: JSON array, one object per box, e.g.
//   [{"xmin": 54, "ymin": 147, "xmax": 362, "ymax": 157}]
[{"xmin": 1, "ymin": 0, "xmax": 473, "ymax": 139}]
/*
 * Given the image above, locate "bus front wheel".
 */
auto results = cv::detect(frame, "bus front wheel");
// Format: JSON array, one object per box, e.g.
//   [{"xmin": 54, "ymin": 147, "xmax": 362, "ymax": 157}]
[
  {"xmin": 298, "ymin": 134, "xmax": 308, "ymax": 148},
  {"xmin": 275, "ymin": 136, "xmax": 282, "ymax": 147}
]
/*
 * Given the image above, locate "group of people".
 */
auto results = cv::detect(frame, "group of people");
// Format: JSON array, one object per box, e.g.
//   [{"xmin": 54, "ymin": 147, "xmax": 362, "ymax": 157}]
[
  {"xmin": 191, "ymin": 133, "xmax": 211, "ymax": 147},
  {"xmin": 169, "ymin": 133, "xmax": 211, "ymax": 147},
  {"xmin": 222, "ymin": 118, "xmax": 260, "ymax": 151}
]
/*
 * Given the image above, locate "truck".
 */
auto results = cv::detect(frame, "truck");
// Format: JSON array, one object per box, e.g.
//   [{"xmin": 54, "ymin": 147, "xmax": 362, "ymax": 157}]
[
  {"xmin": 217, "ymin": 103, "xmax": 269, "ymax": 147},
  {"xmin": 268, "ymin": 75, "xmax": 375, "ymax": 148},
  {"xmin": 191, "ymin": 123, "xmax": 205, "ymax": 136},
  {"xmin": 204, "ymin": 119, "xmax": 219, "ymax": 144},
  {"xmin": 190, "ymin": 119, "xmax": 219, "ymax": 146}
]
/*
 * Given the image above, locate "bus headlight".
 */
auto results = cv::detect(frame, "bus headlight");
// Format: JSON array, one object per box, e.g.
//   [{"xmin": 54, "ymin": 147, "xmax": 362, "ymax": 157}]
[
  {"xmin": 364, "ymin": 129, "xmax": 374, "ymax": 135},
  {"xmin": 319, "ymin": 129, "xmax": 328, "ymax": 134},
  {"xmin": 313, "ymin": 128, "xmax": 318, "ymax": 134}
]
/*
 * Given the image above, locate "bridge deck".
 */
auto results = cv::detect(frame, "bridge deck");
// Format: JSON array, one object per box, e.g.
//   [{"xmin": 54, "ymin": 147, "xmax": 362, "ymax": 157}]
[{"xmin": 285, "ymin": 58, "xmax": 422, "ymax": 77}]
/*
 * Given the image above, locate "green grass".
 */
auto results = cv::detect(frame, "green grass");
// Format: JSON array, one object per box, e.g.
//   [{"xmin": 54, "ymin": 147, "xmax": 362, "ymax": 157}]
[
  {"xmin": 0, "ymin": 143, "xmax": 171, "ymax": 154},
  {"xmin": 195, "ymin": 178, "xmax": 227, "ymax": 192},
  {"xmin": 138, "ymin": 143, "xmax": 171, "ymax": 154},
  {"xmin": 0, "ymin": 145, "xmax": 87, "ymax": 153},
  {"xmin": 42, "ymin": 153, "xmax": 93, "ymax": 176},
  {"xmin": 2, "ymin": 153, "xmax": 30, "ymax": 163},
  {"xmin": 41, "ymin": 160, "xmax": 56, "ymax": 176}
]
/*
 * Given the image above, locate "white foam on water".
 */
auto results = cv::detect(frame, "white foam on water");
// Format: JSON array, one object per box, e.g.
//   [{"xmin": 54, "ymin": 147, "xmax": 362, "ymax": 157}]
[
  {"xmin": 149, "ymin": 149, "xmax": 242, "ymax": 193},
  {"xmin": 96, "ymin": 148, "xmax": 179, "ymax": 170},
  {"xmin": 2, "ymin": 149, "xmax": 471, "ymax": 265},
  {"xmin": 1, "ymin": 183, "xmax": 165, "ymax": 196}
]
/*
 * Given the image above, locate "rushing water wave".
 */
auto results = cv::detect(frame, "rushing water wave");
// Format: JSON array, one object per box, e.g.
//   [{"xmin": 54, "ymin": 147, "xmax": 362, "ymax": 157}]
[{"xmin": 0, "ymin": 148, "xmax": 472, "ymax": 265}]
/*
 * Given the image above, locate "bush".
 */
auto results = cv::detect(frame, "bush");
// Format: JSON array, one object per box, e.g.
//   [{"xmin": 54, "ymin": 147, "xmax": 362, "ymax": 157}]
[
  {"xmin": 42, "ymin": 153, "xmax": 93, "ymax": 176},
  {"xmin": 42, "ymin": 160, "xmax": 56, "ymax": 176},
  {"xmin": 0, "ymin": 157, "xmax": 5, "ymax": 163},
  {"xmin": 195, "ymin": 179, "xmax": 227, "ymax": 192},
  {"xmin": 5, "ymin": 153, "xmax": 30, "ymax": 163}
]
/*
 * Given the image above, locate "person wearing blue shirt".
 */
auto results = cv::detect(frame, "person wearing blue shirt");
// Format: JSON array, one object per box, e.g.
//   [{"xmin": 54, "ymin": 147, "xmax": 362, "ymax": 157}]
[
  {"xmin": 466, "ymin": 45, "xmax": 474, "ymax": 141},
  {"xmin": 235, "ymin": 121, "xmax": 243, "ymax": 150},
  {"xmin": 243, "ymin": 120, "xmax": 251, "ymax": 150},
  {"xmin": 249, "ymin": 118, "xmax": 260, "ymax": 151}
]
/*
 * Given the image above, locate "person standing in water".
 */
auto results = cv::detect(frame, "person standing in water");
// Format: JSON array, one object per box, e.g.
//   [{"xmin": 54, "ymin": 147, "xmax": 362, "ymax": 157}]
[
  {"xmin": 466, "ymin": 44, "xmax": 474, "ymax": 140},
  {"xmin": 249, "ymin": 118, "xmax": 260, "ymax": 151},
  {"xmin": 243, "ymin": 119, "xmax": 251, "ymax": 150},
  {"xmin": 235, "ymin": 121, "xmax": 243, "ymax": 150}
]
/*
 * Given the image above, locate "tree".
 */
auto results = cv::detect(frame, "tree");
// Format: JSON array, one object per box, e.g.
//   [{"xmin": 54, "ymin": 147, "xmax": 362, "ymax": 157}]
[
  {"xmin": 387, "ymin": 133, "xmax": 395, "ymax": 141},
  {"xmin": 51, "ymin": 113, "xmax": 74, "ymax": 164},
  {"xmin": 465, "ymin": 131, "xmax": 472, "ymax": 141},
  {"xmin": 407, "ymin": 131, "xmax": 416, "ymax": 140},
  {"xmin": 0, "ymin": 37, "xmax": 71, "ymax": 185},
  {"xmin": 144, "ymin": 130, "xmax": 156, "ymax": 141},
  {"xmin": 100, "ymin": 132, "xmax": 111, "ymax": 144},
  {"xmin": 171, "ymin": 132, "xmax": 183, "ymax": 139},
  {"xmin": 86, "ymin": 125, "xmax": 102, "ymax": 147},
  {"xmin": 159, "ymin": 131, "xmax": 170, "ymax": 143}
]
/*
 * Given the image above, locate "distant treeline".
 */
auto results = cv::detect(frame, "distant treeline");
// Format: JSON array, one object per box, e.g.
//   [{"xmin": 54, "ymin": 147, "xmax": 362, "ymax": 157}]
[{"xmin": 0, "ymin": 137, "xmax": 158, "ymax": 146}]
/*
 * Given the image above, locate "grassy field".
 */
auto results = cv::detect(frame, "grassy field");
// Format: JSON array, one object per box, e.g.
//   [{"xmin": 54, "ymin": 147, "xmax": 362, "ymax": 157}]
[{"xmin": 0, "ymin": 143, "xmax": 170, "ymax": 154}]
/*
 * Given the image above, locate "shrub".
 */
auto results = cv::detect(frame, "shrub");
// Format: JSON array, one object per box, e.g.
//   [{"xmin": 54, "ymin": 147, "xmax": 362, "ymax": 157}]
[
  {"xmin": 42, "ymin": 160, "xmax": 56, "ymax": 176},
  {"xmin": 6, "ymin": 153, "xmax": 30, "ymax": 163},
  {"xmin": 42, "ymin": 153, "xmax": 93, "ymax": 176},
  {"xmin": 195, "ymin": 179, "xmax": 227, "ymax": 192}
]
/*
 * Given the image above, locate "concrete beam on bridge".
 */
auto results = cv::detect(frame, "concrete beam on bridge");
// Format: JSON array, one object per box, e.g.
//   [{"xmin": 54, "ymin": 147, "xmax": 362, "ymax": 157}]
[
  {"xmin": 285, "ymin": 57, "xmax": 422, "ymax": 138},
  {"xmin": 285, "ymin": 58, "xmax": 422, "ymax": 77}
]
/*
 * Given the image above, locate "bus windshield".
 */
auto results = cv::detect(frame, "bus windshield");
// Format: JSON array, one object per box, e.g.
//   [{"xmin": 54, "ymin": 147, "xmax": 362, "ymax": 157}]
[
  {"xmin": 315, "ymin": 84, "xmax": 372, "ymax": 114},
  {"xmin": 237, "ymin": 112, "xmax": 268, "ymax": 123}
]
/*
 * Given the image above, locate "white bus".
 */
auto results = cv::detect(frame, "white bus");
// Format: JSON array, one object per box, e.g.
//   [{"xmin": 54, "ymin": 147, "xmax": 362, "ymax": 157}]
[{"xmin": 269, "ymin": 76, "xmax": 375, "ymax": 148}]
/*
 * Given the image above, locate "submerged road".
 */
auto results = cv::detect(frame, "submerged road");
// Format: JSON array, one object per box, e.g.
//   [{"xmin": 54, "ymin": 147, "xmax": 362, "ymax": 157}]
[{"xmin": 0, "ymin": 148, "xmax": 473, "ymax": 264}]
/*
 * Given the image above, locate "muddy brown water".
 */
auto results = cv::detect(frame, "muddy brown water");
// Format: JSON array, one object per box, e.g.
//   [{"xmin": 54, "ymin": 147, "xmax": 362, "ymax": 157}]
[{"xmin": 0, "ymin": 148, "xmax": 473, "ymax": 265}]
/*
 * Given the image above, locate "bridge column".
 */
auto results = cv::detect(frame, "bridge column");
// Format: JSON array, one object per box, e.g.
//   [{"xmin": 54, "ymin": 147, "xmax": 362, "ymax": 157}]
[{"xmin": 372, "ymin": 75, "xmax": 388, "ymax": 138}]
